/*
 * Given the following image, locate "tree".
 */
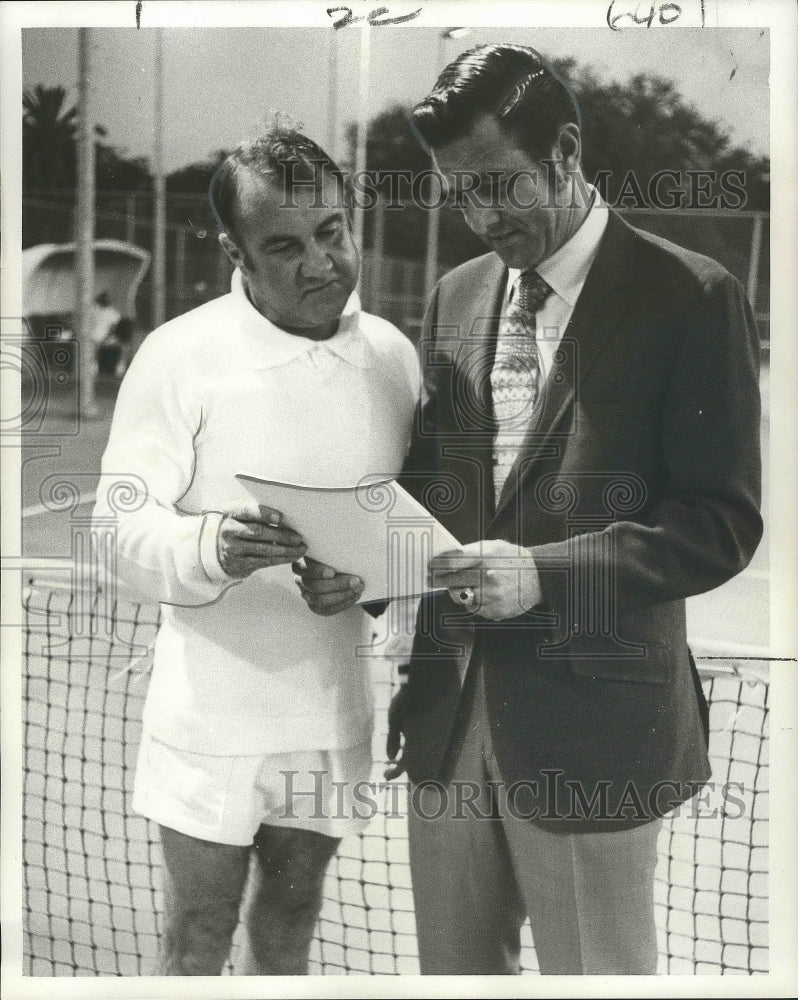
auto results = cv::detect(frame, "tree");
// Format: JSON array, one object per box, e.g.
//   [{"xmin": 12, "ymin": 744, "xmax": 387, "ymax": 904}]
[
  {"xmin": 561, "ymin": 62, "xmax": 770, "ymax": 211},
  {"xmin": 346, "ymin": 103, "xmax": 486, "ymax": 262},
  {"xmin": 345, "ymin": 104, "xmax": 431, "ymax": 180},
  {"xmin": 96, "ymin": 144, "xmax": 152, "ymax": 192},
  {"xmin": 346, "ymin": 63, "xmax": 769, "ymax": 266},
  {"xmin": 23, "ymin": 84, "xmax": 78, "ymax": 191},
  {"xmin": 167, "ymin": 149, "xmax": 229, "ymax": 193},
  {"xmin": 23, "ymin": 83, "xmax": 153, "ymax": 195}
]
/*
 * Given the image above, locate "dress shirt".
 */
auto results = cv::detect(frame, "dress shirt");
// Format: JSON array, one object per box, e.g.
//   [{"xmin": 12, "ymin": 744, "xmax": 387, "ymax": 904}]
[
  {"xmin": 504, "ymin": 185, "xmax": 609, "ymax": 382},
  {"xmin": 497, "ymin": 185, "xmax": 608, "ymax": 613},
  {"xmin": 95, "ymin": 269, "xmax": 419, "ymax": 756}
]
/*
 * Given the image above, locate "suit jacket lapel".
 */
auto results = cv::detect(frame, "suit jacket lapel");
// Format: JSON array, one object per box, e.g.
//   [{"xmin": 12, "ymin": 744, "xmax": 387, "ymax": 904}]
[
  {"xmin": 436, "ymin": 255, "xmax": 506, "ymax": 523},
  {"xmin": 492, "ymin": 211, "xmax": 640, "ymax": 521},
  {"xmin": 451, "ymin": 253, "xmax": 506, "ymax": 434}
]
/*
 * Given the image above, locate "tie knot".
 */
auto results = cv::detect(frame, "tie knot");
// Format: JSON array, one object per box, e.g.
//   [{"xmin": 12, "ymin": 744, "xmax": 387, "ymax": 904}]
[{"xmin": 514, "ymin": 270, "xmax": 551, "ymax": 314}]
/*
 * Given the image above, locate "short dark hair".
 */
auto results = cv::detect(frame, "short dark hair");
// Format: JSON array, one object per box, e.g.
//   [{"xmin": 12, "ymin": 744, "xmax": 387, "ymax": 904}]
[
  {"xmin": 412, "ymin": 44, "xmax": 580, "ymax": 161},
  {"xmin": 209, "ymin": 126, "xmax": 347, "ymax": 238}
]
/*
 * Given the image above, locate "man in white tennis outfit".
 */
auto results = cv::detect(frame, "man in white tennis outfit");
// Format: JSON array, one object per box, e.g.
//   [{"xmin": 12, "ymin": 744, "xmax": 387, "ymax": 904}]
[{"xmin": 93, "ymin": 127, "xmax": 418, "ymax": 975}]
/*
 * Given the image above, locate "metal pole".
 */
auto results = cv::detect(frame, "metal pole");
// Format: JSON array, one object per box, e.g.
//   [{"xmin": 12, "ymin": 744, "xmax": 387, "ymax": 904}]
[
  {"xmin": 327, "ymin": 31, "xmax": 338, "ymax": 160},
  {"xmin": 75, "ymin": 28, "xmax": 97, "ymax": 417},
  {"xmin": 352, "ymin": 23, "xmax": 371, "ymax": 267},
  {"xmin": 746, "ymin": 212, "xmax": 763, "ymax": 314},
  {"xmin": 423, "ymin": 29, "xmax": 471, "ymax": 305},
  {"xmin": 424, "ymin": 32, "xmax": 447, "ymax": 305},
  {"xmin": 371, "ymin": 199, "xmax": 385, "ymax": 314},
  {"xmin": 424, "ymin": 199, "xmax": 441, "ymax": 305},
  {"xmin": 125, "ymin": 192, "xmax": 136, "ymax": 242},
  {"xmin": 152, "ymin": 29, "xmax": 167, "ymax": 328},
  {"xmin": 175, "ymin": 227, "xmax": 186, "ymax": 315}
]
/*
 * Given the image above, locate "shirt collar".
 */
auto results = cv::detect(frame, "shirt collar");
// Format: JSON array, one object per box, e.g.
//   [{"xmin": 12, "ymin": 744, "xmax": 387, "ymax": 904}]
[
  {"xmin": 507, "ymin": 185, "xmax": 609, "ymax": 309},
  {"xmin": 229, "ymin": 268, "xmax": 373, "ymax": 370}
]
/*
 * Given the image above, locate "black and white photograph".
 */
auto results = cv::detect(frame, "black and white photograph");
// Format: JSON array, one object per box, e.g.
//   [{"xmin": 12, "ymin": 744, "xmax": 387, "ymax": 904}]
[{"xmin": 1, "ymin": 0, "xmax": 796, "ymax": 996}]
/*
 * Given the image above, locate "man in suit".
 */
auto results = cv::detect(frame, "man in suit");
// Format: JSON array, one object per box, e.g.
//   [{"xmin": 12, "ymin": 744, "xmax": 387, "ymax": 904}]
[{"xmin": 297, "ymin": 44, "xmax": 762, "ymax": 974}]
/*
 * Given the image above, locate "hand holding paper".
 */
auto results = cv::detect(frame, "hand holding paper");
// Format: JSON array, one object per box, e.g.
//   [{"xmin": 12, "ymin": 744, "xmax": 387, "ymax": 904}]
[
  {"xmin": 429, "ymin": 540, "xmax": 543, "ymax": 620},
  {"xmin": 293, "ymin": 556, "xmax": 365, "ymax": 616},
  {"xmin": 217, "ymin": 504, "xmax": 307, "ymax": 578},
  {"xmin": 235, "ymin": 474, "xmax": 462, "ymax": 603}
]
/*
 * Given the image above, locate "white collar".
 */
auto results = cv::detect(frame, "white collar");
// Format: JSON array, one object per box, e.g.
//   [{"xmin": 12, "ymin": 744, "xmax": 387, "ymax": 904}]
[
  {"xmin": 229, "ymin": 268, "xmax": 373, "ymax": 370},
  {"xmin": 508, "ymin": 185, "xmax": 609, "ymax": 308}
]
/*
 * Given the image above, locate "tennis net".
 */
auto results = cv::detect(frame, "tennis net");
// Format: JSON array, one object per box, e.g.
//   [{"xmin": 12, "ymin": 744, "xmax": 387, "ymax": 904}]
[{"xmin": 21, "ymin": 581, "xmax": 768, "ymax": 976}]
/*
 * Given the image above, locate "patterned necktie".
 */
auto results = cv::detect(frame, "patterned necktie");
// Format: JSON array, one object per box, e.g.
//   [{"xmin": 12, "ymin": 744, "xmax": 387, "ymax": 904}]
[{"xmin": 491, "ymin": 270, "xmax": 553, "ymax": 506}]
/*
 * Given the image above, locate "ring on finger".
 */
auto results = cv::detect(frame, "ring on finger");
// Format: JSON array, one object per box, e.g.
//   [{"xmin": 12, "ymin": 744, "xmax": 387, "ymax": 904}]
[{"xmin": 452, "ymin": 586, "xmax": 477, "ymax": 610}]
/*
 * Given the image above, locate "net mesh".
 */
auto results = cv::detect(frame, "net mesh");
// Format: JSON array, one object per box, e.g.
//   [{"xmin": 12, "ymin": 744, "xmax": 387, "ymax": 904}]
[{"xmin": 21, "ymin": 583, "xmax": 768, "ymax": 976}]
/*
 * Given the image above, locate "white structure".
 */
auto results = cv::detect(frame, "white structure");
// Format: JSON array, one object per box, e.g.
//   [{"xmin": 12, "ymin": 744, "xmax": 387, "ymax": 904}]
[{"xmin": 21, "ymin": 239, "xmax": 151, "ymax": 323}]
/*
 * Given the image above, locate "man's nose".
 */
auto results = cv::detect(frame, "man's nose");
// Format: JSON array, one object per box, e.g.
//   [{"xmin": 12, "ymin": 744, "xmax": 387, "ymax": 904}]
[
  {"xmin": 299, "ymin": 242, "xmax": 334, "ymax": 280},
  {"xmin": 463, "ymin": 201, "xmax": 504, "ymax": 237}
]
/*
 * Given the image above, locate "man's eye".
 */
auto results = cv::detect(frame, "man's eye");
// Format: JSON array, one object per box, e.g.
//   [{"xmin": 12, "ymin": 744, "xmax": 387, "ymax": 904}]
[
  {"xmin": 269, "ymin": 244, "xmax": 294, "ymax": 255},
  {"xmin": 320, "ymin": 224, "xmax": 342, "ymax": 241}
]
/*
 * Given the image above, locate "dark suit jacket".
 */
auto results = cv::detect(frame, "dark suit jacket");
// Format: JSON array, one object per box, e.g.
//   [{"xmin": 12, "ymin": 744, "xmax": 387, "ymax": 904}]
[{"xmin": 400, "ymin": 210, "xmax": 762, "ymax": 831}]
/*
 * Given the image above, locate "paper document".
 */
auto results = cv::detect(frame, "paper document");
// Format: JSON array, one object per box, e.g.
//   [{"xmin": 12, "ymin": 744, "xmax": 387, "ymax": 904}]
[{"xmin": 235, "ymin": 474, "xmax": 462, "ymax": 603}]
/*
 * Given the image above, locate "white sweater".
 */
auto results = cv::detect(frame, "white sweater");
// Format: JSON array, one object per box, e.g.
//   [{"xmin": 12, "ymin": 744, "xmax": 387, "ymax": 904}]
[{"xmin": 94, "ymin": 271, "xmax": 419, "ymax": 755}]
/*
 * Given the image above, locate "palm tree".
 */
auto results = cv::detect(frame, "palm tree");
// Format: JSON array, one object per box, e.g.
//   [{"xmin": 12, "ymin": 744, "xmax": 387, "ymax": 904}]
[{"xmin": 22, "ymin": 84, "xmax": 78, "ymax": 192}]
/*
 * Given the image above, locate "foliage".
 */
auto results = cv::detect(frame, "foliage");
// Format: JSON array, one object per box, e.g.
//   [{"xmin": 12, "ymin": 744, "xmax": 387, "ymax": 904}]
[
  {"xmin": 23, "ymin": 61, "xmax": 769, "ymax": 265},
  {"xmin": 345, "ymin": 104, "xmax": 431, "ymax": 180},
  {"xmin": 23, "ymin": 84, "xmax": 79, "ymax": 191},
  {"xmin": 346, "ymin": 61, "xmax": 769, "ymax": 263},
  {"xmin": 23, "ymin": 84, "xmax": 152, "ymax": 194},
  {"xmin": 558, "ymin": 59, "xmax": 770, "ymax": 211},
  {"xmin": 167, "ymin": 150, "xmax": 229, "ymax": 193},
  {"xmin": 95, "ymin": 146, "xmax": 151, "ymax": 192}
]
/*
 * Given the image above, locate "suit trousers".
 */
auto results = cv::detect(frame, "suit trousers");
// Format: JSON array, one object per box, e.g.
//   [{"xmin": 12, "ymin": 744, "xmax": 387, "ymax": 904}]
[{"xmin": 406, "ymin": 662, "xmax": 662, "ymax": 975}]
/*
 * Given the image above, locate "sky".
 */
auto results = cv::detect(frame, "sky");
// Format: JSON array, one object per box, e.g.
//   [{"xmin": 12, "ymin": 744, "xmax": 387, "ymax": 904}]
[{"xmin": 21, "ymin": 24, "xmax": 770, "ymax": 174}]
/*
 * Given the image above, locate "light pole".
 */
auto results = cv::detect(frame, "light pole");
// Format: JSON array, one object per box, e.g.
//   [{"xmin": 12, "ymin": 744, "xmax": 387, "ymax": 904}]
[
  {"xmin": 352, "ymin": 22, "xmax": 372, "ymax": 266},
  {"xmin": 424, "ymin": 28, "xmax": 472, "ymax": 304},
  {"xmin": 151, "ymin": 29, "xmax": 166, "ymax": 329},
  {"xmin": 75, "ymin": 27, "xmax": 97, "ymax": 417},
  {"xmin": 327, "ymin": 30, "xmax": 338, "ymax": 160}
]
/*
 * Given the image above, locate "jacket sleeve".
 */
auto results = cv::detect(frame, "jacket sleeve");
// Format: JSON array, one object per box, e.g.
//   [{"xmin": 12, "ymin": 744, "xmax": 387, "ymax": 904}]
[
  {"xmin": 92, "ymin": 339, "xmax": 241, "ymax": 607},
  {"xmin": 398, "ymin": 285, "xmax": 443, "ymax": 505},
  {"xmin": 533, "ymin": 271, "xmax": 763, "ymax": 615}
]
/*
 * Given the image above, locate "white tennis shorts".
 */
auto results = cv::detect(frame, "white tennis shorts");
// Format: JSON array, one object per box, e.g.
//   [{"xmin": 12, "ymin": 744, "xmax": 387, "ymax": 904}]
[{"xmin": 132, "ymin": 732, "xmax": 374, "ymax": 846}]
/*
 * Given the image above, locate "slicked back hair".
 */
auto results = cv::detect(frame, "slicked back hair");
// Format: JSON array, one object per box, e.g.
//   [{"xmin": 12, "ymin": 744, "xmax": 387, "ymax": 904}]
[
  {"xmin": 412, "ymin": 44, "xmax": 580, "ymax": 162},
  {"xmin": 209, "ymin": 126, "xmax": 348, "ymax": 241}
]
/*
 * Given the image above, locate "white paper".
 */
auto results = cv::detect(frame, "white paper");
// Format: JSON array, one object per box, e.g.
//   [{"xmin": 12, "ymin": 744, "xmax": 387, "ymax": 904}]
[{"xmin": 236, "ymin": 473, "xmax": 462, "ymax": 603}]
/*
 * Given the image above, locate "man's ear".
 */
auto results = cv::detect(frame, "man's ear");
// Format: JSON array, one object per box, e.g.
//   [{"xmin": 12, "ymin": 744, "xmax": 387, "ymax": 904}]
[
  {"xmin": 554, "ymin": 124, "xmax": 581, "ymax": 174},
  {"xmin": 219, "ymin": 232, "xmax": 246, "ymax": 270},
  {"xmin": 547, "ymin": 124, "xmax": 582, "ymax": 196}
]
